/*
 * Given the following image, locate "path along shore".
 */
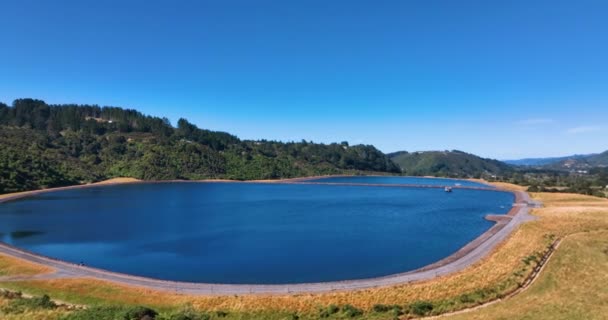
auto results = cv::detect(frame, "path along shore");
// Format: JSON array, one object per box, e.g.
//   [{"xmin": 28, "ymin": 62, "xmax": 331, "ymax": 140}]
[{"xmin": 0, "ymin": 177, "xmax": 537, "ymax": 295}]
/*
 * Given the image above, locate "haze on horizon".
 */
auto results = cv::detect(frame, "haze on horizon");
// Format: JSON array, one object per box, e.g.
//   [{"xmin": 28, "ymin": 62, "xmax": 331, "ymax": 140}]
[{"xmin": 1, "ymin": 0, "xmax": 607, "ymax": 160}]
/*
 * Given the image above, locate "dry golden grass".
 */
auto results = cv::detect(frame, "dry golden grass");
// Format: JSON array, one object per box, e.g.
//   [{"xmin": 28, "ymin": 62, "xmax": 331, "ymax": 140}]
[
  {"xmin": 0, "ymin": 310, "xmax": 64, "ymax": 320},
  {"xmin": 490, "ymin": 182, "xmax": 529, "ymax": 191},
  {"xmin": 0, "ymin": 227, "xmax": 553, "ymax": 313},
  {"xmin": 0, "ymin": 254, "xmax": 53, "ymax": 277},
  {"xmin": 92, "ymin": 177, "xmax": 141, "ymax": 185},
  {"xmin": 444, "ymin": 230, "xmax": 608, "ymax": 320},
  {"xmin": 534, "ymin": 192, "xmax": 608, "ymax": 206},
  {"xmin": 0, "ymin": 177, "xmax": 141, "ymax": 200},
  {"xmin": 0, "ymin": 183, "xmax": 607, "ymax": 317},
  {"xmin": 0, "ymin": 309, "xmax": 64, "ymax": 320},
  {"xmin": 0, "ymin": 190, "xmax": 31, "ymax": 201}
]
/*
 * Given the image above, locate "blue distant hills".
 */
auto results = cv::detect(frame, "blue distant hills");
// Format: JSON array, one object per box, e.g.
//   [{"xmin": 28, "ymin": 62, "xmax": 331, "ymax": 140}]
[
  {"xmin": 504, "ymin": 152, "xmax": 608, "ymax": 169},
  {"xmin": 503, "ymin": 154, "xmax": 596, "ymax": 166},
  {"xmin": 388, "ymin": 149, "xmax": 608, "ymax": 177}
]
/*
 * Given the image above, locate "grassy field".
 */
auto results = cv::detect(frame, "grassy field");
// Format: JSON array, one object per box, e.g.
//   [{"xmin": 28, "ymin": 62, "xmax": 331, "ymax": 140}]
[
  {"xmin": 1, "ymin": 186, "xmax": 607, "ymax": 319},
  {"xmin": 0, "ymin": 255, "xmax": 53, "ymax": 277},
  {"xmin": 444, "ymin": 230, "xmax": 608, "ymax": 320}
]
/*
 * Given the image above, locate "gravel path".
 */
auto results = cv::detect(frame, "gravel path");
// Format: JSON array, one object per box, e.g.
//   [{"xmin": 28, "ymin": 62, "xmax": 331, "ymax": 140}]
[{"xmin": 0, "ymin": 186, "xmax": 536, "ymax": 295}]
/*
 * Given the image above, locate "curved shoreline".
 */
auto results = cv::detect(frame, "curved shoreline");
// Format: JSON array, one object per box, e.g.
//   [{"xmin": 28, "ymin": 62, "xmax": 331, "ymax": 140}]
[
  {"xmin": 0, "ymin": 177, "xmax": 535, "ymax": 295},
  {"xmin": 0, "ymin": 175, "xmax": 497, "ymax": 204}
]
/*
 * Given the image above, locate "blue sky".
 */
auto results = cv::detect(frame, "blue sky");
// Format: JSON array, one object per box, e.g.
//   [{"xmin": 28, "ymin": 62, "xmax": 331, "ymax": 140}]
[{"xmin": 0, "ymin": 0, "xmax": 607, "ymax": 159}]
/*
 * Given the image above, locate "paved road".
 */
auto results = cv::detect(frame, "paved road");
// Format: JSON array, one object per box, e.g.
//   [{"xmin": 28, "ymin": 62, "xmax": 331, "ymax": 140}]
[{"xmin": 0, "ymin": 190, "xmax": 536, "ymax": 295}]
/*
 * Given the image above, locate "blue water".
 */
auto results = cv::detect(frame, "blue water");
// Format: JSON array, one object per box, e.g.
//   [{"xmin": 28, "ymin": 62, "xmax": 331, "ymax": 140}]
[
  {"xmin": 0, "ymin": 181, "xmax": 512, "ymax": 284},
  {"xmin": 307, "ymin": 176, "xmax": 493, "ymax": 188}
]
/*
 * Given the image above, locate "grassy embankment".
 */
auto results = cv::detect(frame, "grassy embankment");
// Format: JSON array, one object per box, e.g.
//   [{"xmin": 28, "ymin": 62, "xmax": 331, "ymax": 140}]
[
  {"xmin": 0, "ymin": 184, "xmax": 607, "ymax": 319},
  {"xmin": 0, "ymin": 256, "xmax": 52, "ymax": 278}
]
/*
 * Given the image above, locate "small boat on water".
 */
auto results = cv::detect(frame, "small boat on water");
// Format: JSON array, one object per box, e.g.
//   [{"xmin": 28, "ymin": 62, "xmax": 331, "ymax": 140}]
[{"xmin": 444, "ymin": 187, "xmax": 453, "ymax": 193}]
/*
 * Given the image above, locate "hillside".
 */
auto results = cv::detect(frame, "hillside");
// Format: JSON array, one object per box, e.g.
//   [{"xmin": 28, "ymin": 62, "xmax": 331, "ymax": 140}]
[
  {"xmin": 389, "ymin": 150, "xmax": 513, "ymax": 178},
  {"xmin": 503, "ymin": 154, "xmax": 595, "ymax": 166},
  {"xmin": 588, "ymin": 150, "xmax": 608, "ymax": 165},
  {"xmin": 0, "ymin": 99, "xmax": 399, "ymax": 193},
  {"xmin": 504, "ymin": 152, "xmax": 608, "ymax": 170},
  {"xmin": 540, "ymin": 150, "xmax": 608, "ymax": 170}
]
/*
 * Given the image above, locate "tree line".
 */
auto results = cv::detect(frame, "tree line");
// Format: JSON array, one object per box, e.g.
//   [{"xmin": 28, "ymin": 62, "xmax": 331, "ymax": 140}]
[{"xmin": 0, "ymin": 99, "xmax": 399, "ymax": 193}]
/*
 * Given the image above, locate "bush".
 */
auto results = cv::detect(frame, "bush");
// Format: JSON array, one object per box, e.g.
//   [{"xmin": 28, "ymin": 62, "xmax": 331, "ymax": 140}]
[
  {"xmin": 341, "ymin": 304, "xmax": 363, "ymax": 318},
  {"xmin": 458, "ymin": 293, "xmax": 475, "ymax": 304},
  {"xmin": 0, "ymin": 289, "xmax": 22, "ymax": 299},
  {"xmin": 215, "ymin": 310, "xmax": 228, "ymax": 318},
  {"xmin": 409, "ymin": 301, "xmax": 434, "ymax": 316},
  {"xmin": 319, "ymin": 304, "xmax": 340, "ymax": 318},
  {"xmin": 372, "ymin": 304, "xmax": 391, "ymax": 312},
  {"xmin": 164, "ymin": 304, "xmax": 211, "ymax": 320},
  {"xmin": 1, "ymin": 294, "xmax": 56, "ymax": 314},
  {"xmin": 470, "ymin": 287, "xmax": 499, "ymax": 300},
  {"xmin": 124, "ymin": 306, "xmax": 158, "ymax": 320},
  {"xmin": 522, "ymin": 254, "xmax": 539, "ymax": 265},
  {"xmin": 372, "ymin": 304, "xmax": 403, "ymax": 314}
]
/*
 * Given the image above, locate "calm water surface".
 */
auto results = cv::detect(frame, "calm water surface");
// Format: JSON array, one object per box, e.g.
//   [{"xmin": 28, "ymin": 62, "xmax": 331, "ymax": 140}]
[
  {"xmin": 307, "ymin": 176, "xmax": 493, "ymax": 188},
  {"xmin": 0, "ymin": 179, "xmax": 512, "ymax": 284}
]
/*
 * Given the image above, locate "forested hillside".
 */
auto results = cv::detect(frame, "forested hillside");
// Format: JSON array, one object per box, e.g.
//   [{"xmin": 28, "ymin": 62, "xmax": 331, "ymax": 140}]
[
  {"xmin": 0, "ymin": 99, "xmax": 399, "ymax": 193},
  {"xmin": 389, "ymin": 150, "xmax": 513, "ymax": 178},
  {"xmin": 506, "ymin": 152, "xmax": 608, "ymax": 170},
  {"xmin": 544, "ymin": 150, "xmax": 608, "ymax": 170}
]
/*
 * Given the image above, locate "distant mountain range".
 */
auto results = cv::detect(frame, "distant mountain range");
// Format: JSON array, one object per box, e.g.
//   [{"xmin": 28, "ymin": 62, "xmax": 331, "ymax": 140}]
[
  {"xmin": 503, "ymin": 154, "xmax": 596, "ymax": 166},
  {"xmin": 388, "ymin": 149, "xmax": 608, "ymax": 178},
  {"xmin": 388, "ymin": 150, "xmax": 513, "ymax": 177},
  {"xmin": 505, "ymin": 151, "xmax": 608, "ymax": 169}
]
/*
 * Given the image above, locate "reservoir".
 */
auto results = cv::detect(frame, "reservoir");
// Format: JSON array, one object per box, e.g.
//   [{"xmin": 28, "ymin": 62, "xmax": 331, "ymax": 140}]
[{"xmin": 0, "ymin": 178, "xmax": 513, "ymax": 284}]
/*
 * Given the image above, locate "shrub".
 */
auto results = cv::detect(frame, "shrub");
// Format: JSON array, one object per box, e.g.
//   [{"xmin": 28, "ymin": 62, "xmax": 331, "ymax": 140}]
[
  {"xmin": 0, "ymin": 289, "xmax": 22, "ymax": 299},
  {"xmin": 522, "ymin": 254, "xmax": 538, "ymax": 265},
  {"xmin": 372, "ymin": 304, "xmax": 391, "ymax": 312},
  {"xmin": 163, "ymin": 304, "xmax": 211, "ymax": 320},
  {"xmin": 372, "ymin": 304, "xmax": 403, "ymax": 314},
  {"xmin": 471, "ymin": 287, "xmax": 498, "ymax": 300},
  {"xmin": 1, "ymin": 294, "xmax": 56, "ymax": 314},
  {"xmin": 409, "ymin": 301, "xmax": 434, "ymax": 316},
  {"xmin": 319, "ymin": 304, "xmax": 340, "ymax": 318},
  {"xmin": 124, "ymin": 306, "xmax": 158, "ymax": 320},
  {"xmin": 458, "ymin": 293, "xmax": 475, "ymax": 304},
  {"xmin": 341, "ymin": 304, "xmax": 363, "ymax": 318}
]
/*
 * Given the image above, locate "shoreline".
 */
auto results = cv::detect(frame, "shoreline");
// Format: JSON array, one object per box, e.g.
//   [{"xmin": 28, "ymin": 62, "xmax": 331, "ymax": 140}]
[
  {"xmin": 0, "ymin": 176, "xmax": 535, "ymax": 295},
  {"xmin": 0, "ymin": 175, "xmax": 499, "ymax": 204}
]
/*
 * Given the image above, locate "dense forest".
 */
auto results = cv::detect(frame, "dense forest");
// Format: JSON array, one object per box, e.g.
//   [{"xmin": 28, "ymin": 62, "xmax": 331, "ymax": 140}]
[
  {"xmin": 389, "ymin": 150, "xmax": 514, "ymax": 178},
  {"xmin": 0, "ymin": 99, "xmax": 399, "ymax": 193}
]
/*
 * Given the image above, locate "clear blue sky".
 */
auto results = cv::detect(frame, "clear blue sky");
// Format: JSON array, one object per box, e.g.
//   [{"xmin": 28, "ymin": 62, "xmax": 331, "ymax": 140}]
[{"xmin": 1, "ymin": 0, "xmax": 607, "ymax": 159}]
